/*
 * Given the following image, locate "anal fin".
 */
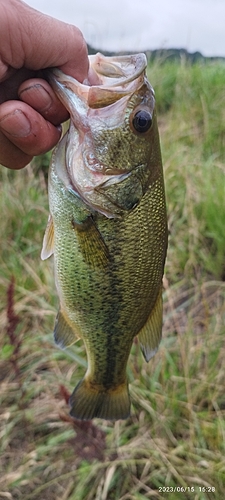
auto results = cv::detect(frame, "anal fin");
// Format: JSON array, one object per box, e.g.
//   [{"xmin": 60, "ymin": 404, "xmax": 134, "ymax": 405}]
[
  {"xmin": 138, "ymin": 289, "xmax": 163, "ymax": 362},
  {"xmin": 54, "ymin": 309, "xmax": 80, "ymax": 349}
]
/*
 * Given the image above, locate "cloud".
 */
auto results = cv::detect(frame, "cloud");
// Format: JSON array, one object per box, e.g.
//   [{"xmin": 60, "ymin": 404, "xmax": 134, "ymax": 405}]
[{"xmin": 26, "ymin": 0, "xmax": 225, "ymax": 56}]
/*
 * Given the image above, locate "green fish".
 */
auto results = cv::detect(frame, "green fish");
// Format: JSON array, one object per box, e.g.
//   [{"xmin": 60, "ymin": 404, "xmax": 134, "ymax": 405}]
[{"xmin": 41, "ymin": 53, "xmax": 168, "ymax": 420}]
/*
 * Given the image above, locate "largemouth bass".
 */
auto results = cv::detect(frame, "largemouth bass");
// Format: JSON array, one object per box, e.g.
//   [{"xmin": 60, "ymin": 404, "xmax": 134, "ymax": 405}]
[{"xmin": 41, "ymin": 53, "xmax": 168, "ymax": 420}]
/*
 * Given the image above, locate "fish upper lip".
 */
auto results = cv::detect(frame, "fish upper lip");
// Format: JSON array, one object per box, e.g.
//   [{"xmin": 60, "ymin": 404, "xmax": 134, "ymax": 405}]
[{"xmin": 88, "ymin": 52, "xmax": 147, "ymax": 88}]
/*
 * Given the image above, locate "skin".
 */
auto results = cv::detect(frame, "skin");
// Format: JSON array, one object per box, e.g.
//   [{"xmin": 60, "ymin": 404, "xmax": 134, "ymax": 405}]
[{"xmin": 0, "ymin": 0, "xmax": 91, "ymax": 169}]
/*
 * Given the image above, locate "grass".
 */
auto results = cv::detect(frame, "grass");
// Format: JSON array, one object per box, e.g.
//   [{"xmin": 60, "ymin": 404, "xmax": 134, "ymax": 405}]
[{"xmin": 0, "ymin": 59, "xmax": 225, "ymax": 499}]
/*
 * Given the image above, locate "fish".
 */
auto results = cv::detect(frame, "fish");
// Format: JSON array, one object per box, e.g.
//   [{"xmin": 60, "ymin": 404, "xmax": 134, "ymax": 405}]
[{"xmin": 41, "ymin": 53, "xmax": 168, "ymax": 420}]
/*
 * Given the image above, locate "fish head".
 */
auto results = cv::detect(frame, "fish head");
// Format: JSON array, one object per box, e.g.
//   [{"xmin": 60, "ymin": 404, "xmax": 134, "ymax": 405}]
[{"xmin": 47, "ymin": 53, "xmax": 162, "ymax": 217}]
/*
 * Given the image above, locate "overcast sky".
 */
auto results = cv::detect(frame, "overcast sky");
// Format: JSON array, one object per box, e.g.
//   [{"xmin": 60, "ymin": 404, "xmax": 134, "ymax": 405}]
[{"xmin": 26, "ymin": 0, "xmax": 225, "ymax": 57}]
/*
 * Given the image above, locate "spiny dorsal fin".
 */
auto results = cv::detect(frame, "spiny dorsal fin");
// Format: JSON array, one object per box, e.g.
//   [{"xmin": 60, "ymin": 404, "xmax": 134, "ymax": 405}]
[
  {"xmin": 41, "ymin": 214, "xmax": 54, "ymax": 260},
  {"xmin": 54, "ymin": 309, "xmax": 80, "ymax": 349},
  {"xmin": 138, "ymin": 289, "xmax": 163, "ymax": 362}
]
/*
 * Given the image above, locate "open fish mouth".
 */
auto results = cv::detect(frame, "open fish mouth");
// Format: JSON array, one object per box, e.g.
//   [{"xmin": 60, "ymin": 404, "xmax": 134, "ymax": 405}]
[
  {"xmin": 46, "ymin": 53, "xmax": 154, "ymax": 217},
  {"xmin": 46, "ymin": 53, "xmax": 149, "ymax": 136},
  {"xmin": 89, "ymin": 53, "xmax": 147, "ymax": 84},
  {"xmin": 47, "ymin": 52, "xmax": 148, "ymax": 107}
]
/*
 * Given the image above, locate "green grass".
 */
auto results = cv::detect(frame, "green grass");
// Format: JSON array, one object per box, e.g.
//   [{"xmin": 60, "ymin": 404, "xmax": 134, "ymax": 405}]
[{"xmin": 0, "ymin": 60, "xmax": 225, "ymax": 499}]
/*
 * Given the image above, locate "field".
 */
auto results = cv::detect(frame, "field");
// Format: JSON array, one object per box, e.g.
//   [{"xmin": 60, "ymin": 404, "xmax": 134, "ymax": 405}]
[{"xmin": 0, "ymin": 59, "xmax": 225, "ymax": 499}]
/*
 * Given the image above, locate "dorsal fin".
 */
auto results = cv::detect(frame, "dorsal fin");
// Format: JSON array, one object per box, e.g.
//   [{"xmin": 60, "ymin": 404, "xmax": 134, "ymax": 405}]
[{"xmin": 138, "ymin": 289, "xmax": 163, "ymax": 362}]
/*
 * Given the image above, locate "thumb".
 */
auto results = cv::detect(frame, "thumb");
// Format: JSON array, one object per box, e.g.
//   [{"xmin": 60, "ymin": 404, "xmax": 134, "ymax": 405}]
[{"xmin": 0, "ymin": 0, "xmax": 89, "ymax": 82}]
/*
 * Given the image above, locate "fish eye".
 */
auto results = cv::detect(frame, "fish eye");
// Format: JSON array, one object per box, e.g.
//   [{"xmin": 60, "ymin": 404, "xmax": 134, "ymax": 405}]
[{"xmin": 132, "ymin": 109, "xmax": 152, "ymax": 133}]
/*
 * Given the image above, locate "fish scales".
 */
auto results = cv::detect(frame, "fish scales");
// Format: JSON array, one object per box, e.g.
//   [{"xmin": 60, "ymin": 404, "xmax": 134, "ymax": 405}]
[{"xmin": 42, "ymin": 53, "xmax": 168, "ymax": 420}]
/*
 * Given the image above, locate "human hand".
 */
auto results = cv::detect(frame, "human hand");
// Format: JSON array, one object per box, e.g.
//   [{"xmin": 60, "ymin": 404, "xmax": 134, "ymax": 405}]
[{"xmin": 0, "ymin": 0, "xmax": 89, "ymax": 169}]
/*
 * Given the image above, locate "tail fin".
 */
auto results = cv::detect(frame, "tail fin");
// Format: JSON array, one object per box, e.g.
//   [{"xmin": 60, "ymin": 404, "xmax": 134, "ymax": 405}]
[{"xmin": 69, "ymin": 378, "xmax": 130, "ymax": 421}]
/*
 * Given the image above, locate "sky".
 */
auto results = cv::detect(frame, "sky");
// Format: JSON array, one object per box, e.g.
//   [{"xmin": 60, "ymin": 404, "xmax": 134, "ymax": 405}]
[{"xmin": 26, "ymin": 0, "xmax": 225, "ymax": 57}]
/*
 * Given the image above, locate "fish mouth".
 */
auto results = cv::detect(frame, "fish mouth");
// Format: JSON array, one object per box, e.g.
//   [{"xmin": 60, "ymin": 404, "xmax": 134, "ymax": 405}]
[
  {"xmin": 87, "ymin": 53, "xmax": 148, "ymax": 108},
  {"xmin": 89, "ymin": 53, "xmax": 147, "ymax": 85},
  {"xmin": 47, "ymin": 53, "xmax": 149, "ymax": 216},
  {"xmin": 46, "ymin": 52, "xmax": 147, "ymax": 131}
]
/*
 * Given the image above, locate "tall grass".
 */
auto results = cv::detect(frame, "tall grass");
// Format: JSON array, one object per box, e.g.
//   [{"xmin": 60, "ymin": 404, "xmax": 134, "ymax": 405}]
[
  {"xmin": 148, "ymin": 60, "xmax": 225, "ymax": 282},
  {"xmin": 0, "ymin": 60, "xmax": 224, "ymax": 499}
]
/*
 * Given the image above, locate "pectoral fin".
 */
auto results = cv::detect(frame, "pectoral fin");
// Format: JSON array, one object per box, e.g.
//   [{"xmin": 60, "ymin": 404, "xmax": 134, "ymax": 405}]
[
  {"xmin": 72, "ymin": 215, "xmax": 110, "ymax": 269},
  {"xmin": 54, "ymin": 309, "xmax": 80, "ymax": 348},
  {"xmin": 41, "ymin": 214, "xmax": 54, "ymax": 260},
  {"xmin": 138, "ymin": 289, "xmax": 163, "ymax": 362}
]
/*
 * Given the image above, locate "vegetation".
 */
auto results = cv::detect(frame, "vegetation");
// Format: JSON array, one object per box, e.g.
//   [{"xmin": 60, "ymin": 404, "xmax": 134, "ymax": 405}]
[{"xmin": 0, "ymin": 60, "xmax": 224, "ymax": 499}]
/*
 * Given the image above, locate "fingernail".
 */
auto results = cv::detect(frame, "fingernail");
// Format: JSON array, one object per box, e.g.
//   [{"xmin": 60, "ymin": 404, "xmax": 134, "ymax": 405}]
[
  {"xmin": 0, "ymin": 110, "xmax": 31, "ymax": 137},
  {"xmin": 19, "ymin": 84, "xmax": 53, "ymax": 112}
]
